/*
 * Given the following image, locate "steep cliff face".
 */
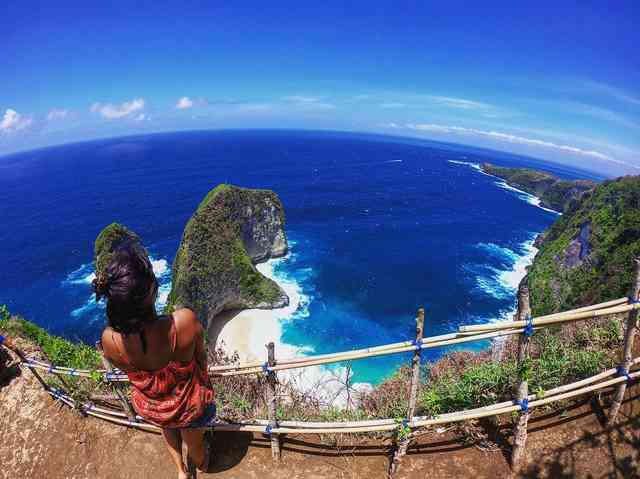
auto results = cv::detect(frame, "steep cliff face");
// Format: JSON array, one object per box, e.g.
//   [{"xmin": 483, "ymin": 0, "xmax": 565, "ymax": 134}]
[
  {"xmin": 527, "ymin": 176, "xmax": 640, "ymax": 315},
  {"xmin": 167, "ymin": 184, "xmax": 289, "ymax": 328},
  {"xmin": 481, "ymin": 163, "xmax": 596, "ymax": 212}
]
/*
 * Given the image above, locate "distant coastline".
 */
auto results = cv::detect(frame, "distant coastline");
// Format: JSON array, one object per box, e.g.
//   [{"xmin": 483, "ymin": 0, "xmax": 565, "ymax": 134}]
[{"xmin": 480, "ymin": 162, "xmax": 596, "ymax": 213}]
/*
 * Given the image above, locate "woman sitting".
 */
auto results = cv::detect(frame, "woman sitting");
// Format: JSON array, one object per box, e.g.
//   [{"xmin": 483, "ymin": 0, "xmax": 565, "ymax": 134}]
[{"xmin": 94, "ymin": 243, "xmax": 214, "ymax": 478}]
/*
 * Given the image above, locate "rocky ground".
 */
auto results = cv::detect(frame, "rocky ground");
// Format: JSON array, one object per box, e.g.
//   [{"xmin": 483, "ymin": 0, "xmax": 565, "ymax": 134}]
[{"xmin": 1, "ymin": 360, "xmax": 638, "ymax": 479}]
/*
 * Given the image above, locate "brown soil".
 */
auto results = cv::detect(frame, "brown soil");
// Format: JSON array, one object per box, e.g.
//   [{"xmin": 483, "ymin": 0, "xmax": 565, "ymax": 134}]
[{"xmin": 1, "ymin": 363, "xmax": 638, "ymax": 479}]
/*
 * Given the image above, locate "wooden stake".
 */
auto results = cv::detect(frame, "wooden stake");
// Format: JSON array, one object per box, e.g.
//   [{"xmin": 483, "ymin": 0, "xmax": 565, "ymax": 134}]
[
  {"xmin": 390, "ymin": 308, "xmax": 425, "ymax": 476},
  {"xmin": 608, "ymin": 258, "xmax": 640, "ymax": 425},
  {"xmin": 266, "ymin": 341, "xmax": 281, "ymax": 461},
  {"xmin": 511, "ymin": 278, "xmax": 532, "ymax": 471},
  {"xmin": 96, "ymin": 341, "xmax": 136, "ymax": 422}
]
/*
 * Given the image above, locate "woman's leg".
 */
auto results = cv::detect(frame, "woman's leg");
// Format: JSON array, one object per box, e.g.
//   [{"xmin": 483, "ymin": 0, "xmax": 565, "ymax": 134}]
[
  {"xmin": 162, "ymin": 428, "xmax": 188, "ymax": 478},
  {"xmin": 180, "ymin": 428, "xmax": 208, "ymax": 471}
]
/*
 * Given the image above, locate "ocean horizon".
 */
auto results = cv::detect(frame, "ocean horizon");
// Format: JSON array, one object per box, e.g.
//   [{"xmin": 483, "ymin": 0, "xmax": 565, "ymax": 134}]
[{"xmin": 0, "ymin": 129, "xmax": 605, "ymax": 384}]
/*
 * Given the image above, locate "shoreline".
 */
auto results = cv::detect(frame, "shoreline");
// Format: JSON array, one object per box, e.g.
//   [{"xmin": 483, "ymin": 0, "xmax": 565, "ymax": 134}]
[{"xmin": 212, "ymin": 255, "xmax": 310, "ymax": 364}]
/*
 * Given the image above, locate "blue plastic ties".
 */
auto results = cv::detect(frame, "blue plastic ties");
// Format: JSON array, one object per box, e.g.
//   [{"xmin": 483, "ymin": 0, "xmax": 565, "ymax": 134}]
[
  {"xmin": 70, "ymin": 369, "xmax": 77, "ymax": 377},
  {"xmin": 262, "ymin": 362, "xmax": 272, "ymax": 374},
  {"xmin": 523, "ymin": 315, "xmax": 534, "ymax": 338},
  {"xmin": 617, "ymin": 366, "xmax": 631, "ymax": 382},
  {"xmin": 48, "ymin": 365, "xmax": 54, "ymax": 373},
  {"xmin": 515, "ymin": 398, "xmax": 529, "ymax": 413},
  {"xmin": 0, "ymin": 334, "xmax": 5, "ymax": 345},
  {"xmin": 264, "ymin": 424, "xmax": 273, "ymax": 436},
  {"xmin": 401, "ymin": 418, "xmax": 409, "ymax": 429},
  {"xmin": 105, "ymin": 373, "xmax": 113, "ymax": 381}
]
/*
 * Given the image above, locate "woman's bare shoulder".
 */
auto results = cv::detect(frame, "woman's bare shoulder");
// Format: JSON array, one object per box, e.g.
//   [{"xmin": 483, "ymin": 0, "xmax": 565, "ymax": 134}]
[
  {"xmin": 172, "ymin": 308, "xmax": 202, "ymax": 346},
  {"xmin": 100, "ymin": 327, "xmax": 118, "ymax": 363}
]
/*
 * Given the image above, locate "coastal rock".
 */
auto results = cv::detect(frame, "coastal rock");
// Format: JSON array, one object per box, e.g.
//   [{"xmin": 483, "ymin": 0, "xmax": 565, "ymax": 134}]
[
  {"xmin": 480, "ymin": 163, "xmax": 595, "ymax": 212},
  {"xmin": 527, "ymin": 176, "xmax": 640, "ymax": 315},
  {"xmin": 94, "ymin": 223, "xmax": 145, "ymax": 274},
  {"xmin": 561, "ymin": 221, "xmax": 591, "ymax": 269},
  {"xmin": 167, "ymin": 184, "xmax": 289, "ymax": 329}
]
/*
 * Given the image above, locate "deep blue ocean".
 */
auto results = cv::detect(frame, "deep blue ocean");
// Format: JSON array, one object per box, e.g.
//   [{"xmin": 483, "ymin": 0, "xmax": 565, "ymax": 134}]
[{"xmin": 0, "ymin": 130, "xmax": 603, "ymax": 383}]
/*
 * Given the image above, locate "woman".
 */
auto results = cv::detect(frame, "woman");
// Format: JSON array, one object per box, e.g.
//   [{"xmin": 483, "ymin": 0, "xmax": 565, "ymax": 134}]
[{"xmin": 94, "ymin": 242, "xmax": 214, "ymax": 478}]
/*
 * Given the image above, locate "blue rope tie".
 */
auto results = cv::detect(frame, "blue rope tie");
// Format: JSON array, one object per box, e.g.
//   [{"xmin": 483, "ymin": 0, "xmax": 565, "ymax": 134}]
[
  {"xmin": 105, "ymin": 373, "xmax": 113, "ymax": 381},
  {"xmin": 262, "ymin": 362, "xmax": 272, "ymax": 374},
  {"xmin": 0, "ymin": 334, "xmax": 5, "ymax": 345},
  {"xmin": 515, "ymin": 398, "xmax": 529, "ymax": 413},
  {"xmin": 49, "ymin": 388, "xmax": 62, "ymax": 400},
  {"xmin": 523, "ymin": 315, "xmax": 534, "ymax": 338},
  {"xmin": 70, "ymin": 369, "xmax": 77, "ymax": 377},
  {"xmin": 401, "ymin": 418, "xmax": 409, "ymax": 429},
  {"xmin": 264, "ymin": 424, "xmax": 273, "ymax": 436},
  {"xmin": 617, "ymin": 366, "xmax": 631, "ymax": 382},
  {"xmin": 48, "ymin": 365, "xmax": 55, "ymax": 373}
]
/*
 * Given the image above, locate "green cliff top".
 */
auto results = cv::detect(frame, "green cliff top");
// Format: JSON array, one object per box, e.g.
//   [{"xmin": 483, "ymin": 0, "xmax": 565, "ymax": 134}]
[
  {"xmin": 528, "ymin": 175, "xmax": 640, "ymax": 315},
  {"xmin": 481, "ymin": 163, "xmax": 596, "ymax": 212},
  {"xmin": 167, "ymin": 184, "xmax": 288, "ymax": 324}
]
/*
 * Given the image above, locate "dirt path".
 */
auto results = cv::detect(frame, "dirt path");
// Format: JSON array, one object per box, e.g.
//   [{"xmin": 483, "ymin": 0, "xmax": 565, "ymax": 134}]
[{"xmin": 1, "ymin": 367, "xmax": 638, "ymax": 479}]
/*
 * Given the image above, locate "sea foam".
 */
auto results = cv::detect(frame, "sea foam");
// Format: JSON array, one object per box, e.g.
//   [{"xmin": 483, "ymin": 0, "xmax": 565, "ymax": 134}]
[
  {"xmin": 216, "ymin": 247, "xmax": 372, "ymax": 408},
  {"xmin": 65, "ymin": 255, "xmax": 172, "ymax": 319}
]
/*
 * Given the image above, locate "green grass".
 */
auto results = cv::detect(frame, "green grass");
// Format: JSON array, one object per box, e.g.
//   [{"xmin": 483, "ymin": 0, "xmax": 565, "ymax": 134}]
[
  {"xmin": 0, "ymin": 305, "xmax": 101, "ymax": 370},
  {"xmin": 415, "ymin": 327, "xmax": 617, "ymax": 417}
]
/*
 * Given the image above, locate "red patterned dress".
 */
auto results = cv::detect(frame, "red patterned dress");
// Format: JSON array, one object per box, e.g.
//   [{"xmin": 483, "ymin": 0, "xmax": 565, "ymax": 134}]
[{"xmin": 114, "ymin": 316, "xmax": 215, "ymax": 428}]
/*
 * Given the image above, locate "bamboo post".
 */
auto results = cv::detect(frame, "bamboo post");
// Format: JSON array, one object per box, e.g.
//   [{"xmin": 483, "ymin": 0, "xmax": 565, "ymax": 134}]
[
  {"xmin": 390, "ymin": 308, "xmax": 425, "ymax": 476},
  {"xmin": 608, "ymin": 258, "xmax": 640, "ymax": 425},
  {"xmin": 511, "ymin": 278, "xmax": 532, "ymax": 471},
  {"xmin": 96, "ymin": 341, "xmax": 136, "ymax": 422},
  {"xmin": 265, "ymin": 341, "xmax": 281, "ymax": 461}
]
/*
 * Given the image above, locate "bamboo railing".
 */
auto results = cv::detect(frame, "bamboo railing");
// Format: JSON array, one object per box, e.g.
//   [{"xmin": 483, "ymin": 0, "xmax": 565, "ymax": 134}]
[{"xmin": 1, "ymin": 259, "xmax": 639, "ymax": 475}]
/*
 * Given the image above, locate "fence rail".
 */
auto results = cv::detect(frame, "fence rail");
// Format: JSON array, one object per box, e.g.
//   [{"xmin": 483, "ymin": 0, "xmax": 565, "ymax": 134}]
[{"xmin": 1, "ymin": 258, "xmax": 639, "ymax": 475}]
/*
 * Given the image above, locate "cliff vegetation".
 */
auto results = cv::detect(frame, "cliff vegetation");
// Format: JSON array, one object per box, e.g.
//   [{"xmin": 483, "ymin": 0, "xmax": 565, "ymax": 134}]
[
  {"xmin": 527, "ymin": 175, "xmax": 640, "ymax": 316},
  {"xmin": 481, "ymin": 163, "xmax": 596, "ymax": 212},
  {"xmin": 166, "ymin": 184, "xmax": 289, "ymax": 328}
]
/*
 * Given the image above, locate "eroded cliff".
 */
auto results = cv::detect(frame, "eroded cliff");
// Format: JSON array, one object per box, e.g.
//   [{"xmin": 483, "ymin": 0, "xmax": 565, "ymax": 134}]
[{"xmin": 166, "ymin": 184, "xmax": 289, "ymax": 328}]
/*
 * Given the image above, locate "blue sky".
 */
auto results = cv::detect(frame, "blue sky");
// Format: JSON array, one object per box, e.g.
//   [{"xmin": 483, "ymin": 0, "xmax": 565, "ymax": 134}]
[{"xmin": 1, "ymin": 1, "xmax": 639, "ymax": 176}]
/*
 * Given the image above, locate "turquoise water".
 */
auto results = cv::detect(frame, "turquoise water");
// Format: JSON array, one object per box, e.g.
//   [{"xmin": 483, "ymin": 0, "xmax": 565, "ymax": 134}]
[{"xmin": 0, "ymin": 130, "xmax": 602, "ymax": 383}]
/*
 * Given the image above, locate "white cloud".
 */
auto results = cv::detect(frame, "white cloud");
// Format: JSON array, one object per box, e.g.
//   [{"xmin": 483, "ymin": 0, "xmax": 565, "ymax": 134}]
[
  {"xmin": 283, "ymin": 95, "xmax": 321, "ymax": 103},
  {"xmin": 426, "ymin": 95, "xmax": 492, "ymax": 110},
  {"xmin": 90, "ymin": 98, "xmax": 145, "ymax": 119},
  {"xmin": 0, "ymin": 109, "xmax": 32, "ymax": 132},
  {"xmin": 134, "ymin": 113, "xmax": 147, "ymax": 121},
  {"xmin": 237, "ymin": 103, "xmax": 273, "ymax": 112},
  {"xmin": 283, "ymin": 95, "xmax": 336, "ymax": 110},
  {"xmin": 561, "ymin": 101, "xmax": 640, "ymax": 130},
  {"xmin": 47, "ymin": 109, "xmax": 70, "ymax": 121},
  {"xmin": 176, "ymin": 96, "xmax": 194, "ymax": 109},
  {"xmin": 584, "ymin": 81, "xmax": 640, "ymax": 107},
  {"xmin": 401, "ymin": 122, "xmax": 626, "ymax": 164}
]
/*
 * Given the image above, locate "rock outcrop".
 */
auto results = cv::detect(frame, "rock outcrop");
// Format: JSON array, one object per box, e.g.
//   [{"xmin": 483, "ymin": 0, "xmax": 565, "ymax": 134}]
[
  {"xmin": 481, "ymin": 163, "xmax": 596, "ymax": 212},
  {"xmin": 94, "ymin": 223, "xmax": 146, "ymax": 274},
  {"xmin": 527, "ymin": 175, "xmax": 640, "ymax": 315},
  {"xmin": 166, "ymin": 184, "xmax": 289, "ymax": 329}
]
